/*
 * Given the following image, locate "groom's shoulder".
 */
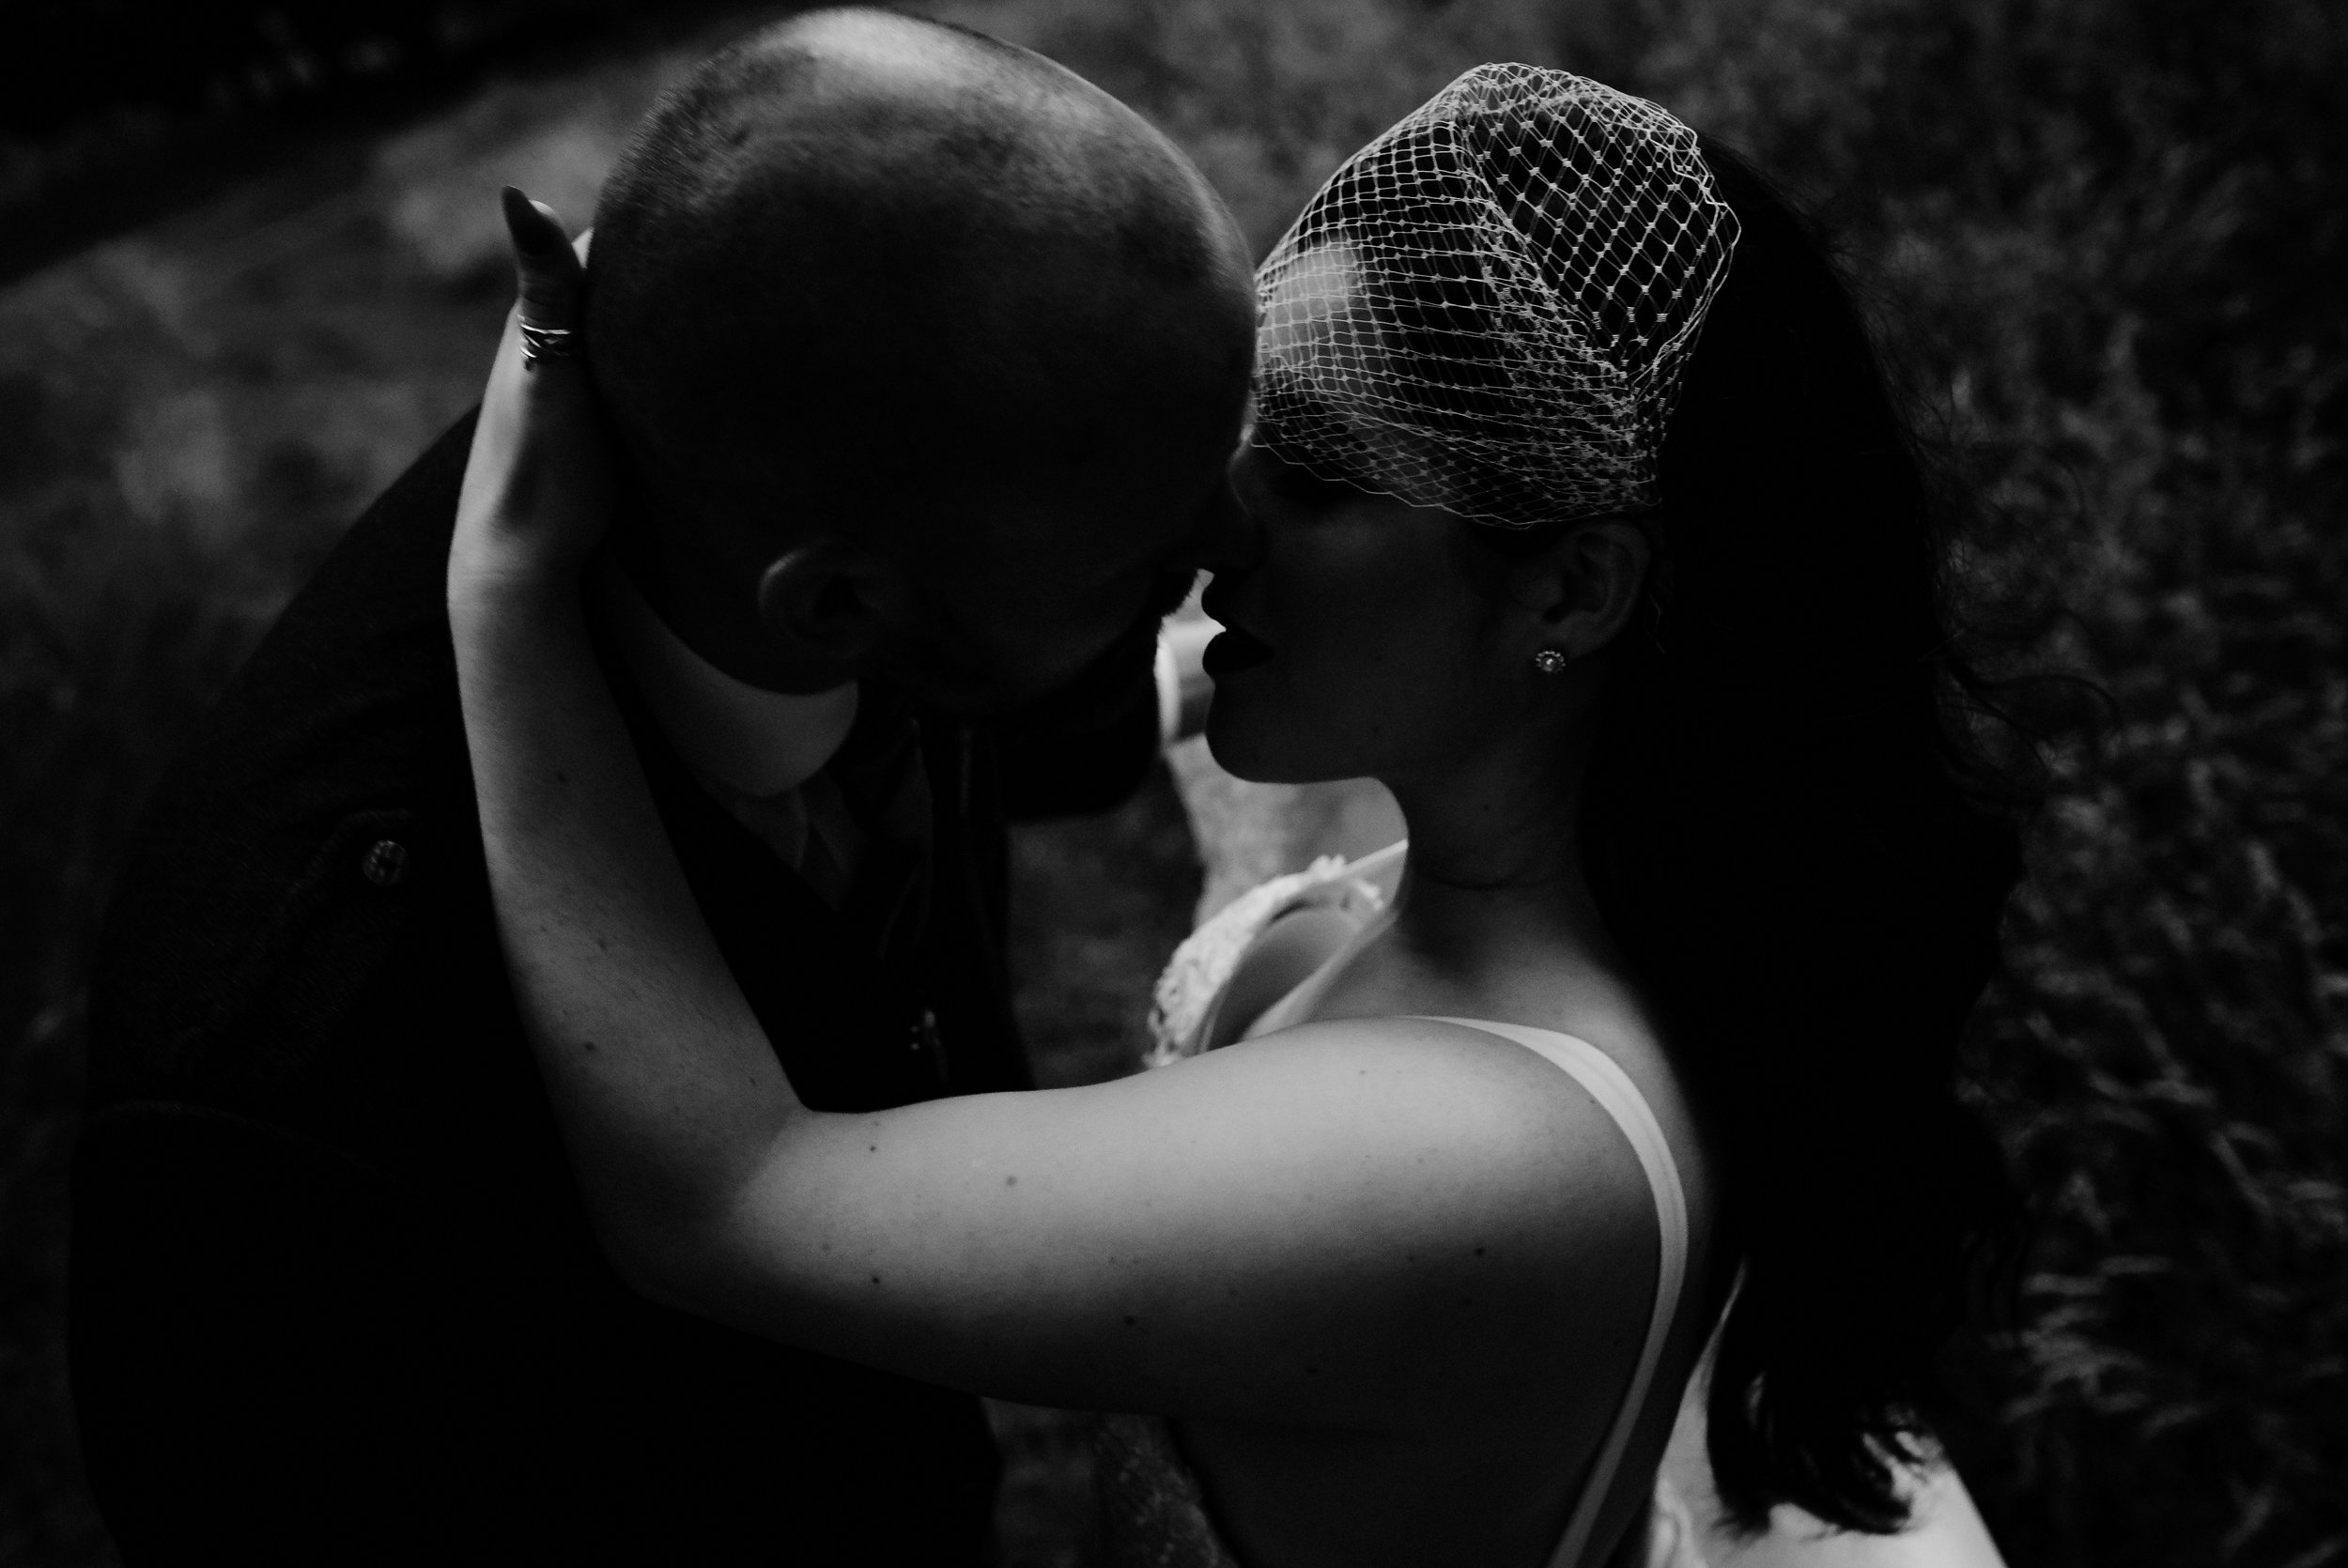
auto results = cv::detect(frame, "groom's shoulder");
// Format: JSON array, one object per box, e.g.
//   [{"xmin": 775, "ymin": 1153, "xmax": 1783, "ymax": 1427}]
[
  {"xmin": 143, "ymin": 407, "xmax": 482, "ymax": 845},
  {"xmin": 241, "ymin": 407, "xmax": 480, "ymax": 732},
  {"xmin": 87, "ymin": 411, "xmax": 487, "ymax": 1103},
  {"xmin": 185, "ymin": 406, "xmax": 479, "ymax": 774}
]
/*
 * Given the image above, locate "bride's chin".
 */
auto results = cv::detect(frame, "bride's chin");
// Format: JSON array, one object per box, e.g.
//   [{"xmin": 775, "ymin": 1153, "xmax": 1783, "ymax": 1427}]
[
  {"xmin": 1202, "ymin": 706, "xmax": 1339, "ymax": 787},
  {"xmin": 1200, "ymin": 711, "xmax": 1270, "ymax": 782}
]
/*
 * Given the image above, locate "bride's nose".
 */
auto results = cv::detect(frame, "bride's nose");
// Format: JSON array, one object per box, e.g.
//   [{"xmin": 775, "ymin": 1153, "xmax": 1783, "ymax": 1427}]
[{"xmin": 1176, "ymin": 469, "xmax": 1264, "ymax": 577}]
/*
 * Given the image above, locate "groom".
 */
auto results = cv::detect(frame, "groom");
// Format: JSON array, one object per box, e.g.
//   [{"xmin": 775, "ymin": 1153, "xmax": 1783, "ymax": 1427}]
[{"xmin": 70, "ymin": 11, "xmax": 1250, "ymax": 1563}]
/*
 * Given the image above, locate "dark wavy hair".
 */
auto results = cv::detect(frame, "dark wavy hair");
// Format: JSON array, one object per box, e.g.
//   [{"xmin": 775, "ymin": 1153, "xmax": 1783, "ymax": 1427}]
[
  {"xmin": 1268, "ymin": 120, "xmax": 2029, "ymax": 1531},
  {"xmin": 1577, "ymin": 140, "xmax": 2025, "ymax": 1533}
]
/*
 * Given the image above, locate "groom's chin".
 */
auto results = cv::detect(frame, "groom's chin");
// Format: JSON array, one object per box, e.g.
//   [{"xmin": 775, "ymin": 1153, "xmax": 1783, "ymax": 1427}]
[{"xmin": 990, "ymin": 612, "xmax": 1162, "ymax": 734}]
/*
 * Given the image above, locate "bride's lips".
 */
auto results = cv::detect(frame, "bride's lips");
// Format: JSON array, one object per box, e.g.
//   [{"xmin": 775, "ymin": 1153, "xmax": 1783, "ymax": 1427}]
[{"xmin": 1201, "ymin": 625, "xmax": 1274, "ymax": 679}]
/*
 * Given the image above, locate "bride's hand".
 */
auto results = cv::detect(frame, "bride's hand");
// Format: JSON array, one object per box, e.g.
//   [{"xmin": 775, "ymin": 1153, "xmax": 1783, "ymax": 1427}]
[{"xmin": 450, "ymin": 187, "xmax": 611, "ymax": 611}]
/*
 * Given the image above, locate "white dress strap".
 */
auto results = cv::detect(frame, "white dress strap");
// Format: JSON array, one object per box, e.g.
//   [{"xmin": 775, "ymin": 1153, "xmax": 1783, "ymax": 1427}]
[
  {"xmin": 1414, "ymin": 1018, "xmax": 1691, "ymax": 1568},
  {"xmin": 1238, "ymin": 903, "xmax": 1398, "ymax": 1042}
]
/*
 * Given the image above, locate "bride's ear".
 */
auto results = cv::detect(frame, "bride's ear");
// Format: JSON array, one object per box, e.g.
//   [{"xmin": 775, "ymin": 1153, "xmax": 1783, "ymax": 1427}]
[
  {"xmin": 754, "ymin": 541, "xmax": 923, "ymax": 673},
  {"xmin": 1508, "ymin": 518, "xmax": 1652, "ymax": 660}
]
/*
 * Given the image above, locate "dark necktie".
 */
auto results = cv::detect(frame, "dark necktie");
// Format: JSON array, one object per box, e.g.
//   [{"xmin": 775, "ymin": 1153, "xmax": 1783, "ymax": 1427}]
[{"xmin": 824, "ymin": 686, "xmax": 935, "ymax": 990}]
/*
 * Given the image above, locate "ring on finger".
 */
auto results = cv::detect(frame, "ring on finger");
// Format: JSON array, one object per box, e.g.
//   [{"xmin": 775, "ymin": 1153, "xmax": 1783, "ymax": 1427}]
[{"xmin": 518, "ymin": 319, "xmax": 582, "ymax": 370}]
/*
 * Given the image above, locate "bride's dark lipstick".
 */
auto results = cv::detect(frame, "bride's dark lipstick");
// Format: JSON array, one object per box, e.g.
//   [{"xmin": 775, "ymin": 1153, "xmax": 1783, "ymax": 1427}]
[{"xmin": 1201, "ymin": 625, "xmax": 1274, "ymax": 678}]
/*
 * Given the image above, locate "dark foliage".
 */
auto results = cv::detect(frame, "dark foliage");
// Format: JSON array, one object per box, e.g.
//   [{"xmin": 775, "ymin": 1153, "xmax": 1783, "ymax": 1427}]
[
  {"xmin": 1563, "ymin": 1, "xmax": 2346, "ymax": 1559},
  {"xmin": 2, "ymin": 1, "xmax": 2340, "ymax": 1562}
]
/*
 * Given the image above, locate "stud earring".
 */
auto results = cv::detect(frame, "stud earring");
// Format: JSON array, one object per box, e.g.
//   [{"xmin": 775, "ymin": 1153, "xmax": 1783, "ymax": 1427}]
[{"xmin": 1531, "ymin": 648, "xmax": 1570, "ymax": 675}]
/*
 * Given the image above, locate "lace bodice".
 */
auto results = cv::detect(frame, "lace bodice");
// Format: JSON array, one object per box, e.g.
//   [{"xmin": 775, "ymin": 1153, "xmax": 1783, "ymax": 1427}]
[{"xmin": 1145, "ymin": 841, "xmax": 1403, "ymax": 1066}]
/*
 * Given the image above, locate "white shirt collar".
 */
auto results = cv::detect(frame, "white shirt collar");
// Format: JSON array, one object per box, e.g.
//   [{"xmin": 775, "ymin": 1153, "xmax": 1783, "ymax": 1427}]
[{"xmin": 594, "ymin": 558, "xmax": 859, "ymax": 798}]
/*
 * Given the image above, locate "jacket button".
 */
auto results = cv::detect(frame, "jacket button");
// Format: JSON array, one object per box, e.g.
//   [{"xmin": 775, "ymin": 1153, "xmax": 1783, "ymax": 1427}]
[{"xmin": 361, "ymin": 838, "xmax": 410, "ymax": 886}]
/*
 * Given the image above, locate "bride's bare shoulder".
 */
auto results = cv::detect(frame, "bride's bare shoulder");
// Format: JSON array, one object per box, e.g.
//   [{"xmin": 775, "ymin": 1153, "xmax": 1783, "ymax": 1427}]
[{"xmin": 1180, "ymin": 1015, "xmax": 1662, "ymax": 1242}]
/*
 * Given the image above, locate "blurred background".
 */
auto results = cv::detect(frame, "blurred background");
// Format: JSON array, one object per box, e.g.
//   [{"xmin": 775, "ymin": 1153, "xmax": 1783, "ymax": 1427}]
[{"xmin": 2, "ymin": 1, "xmax": 2341, "ymax": 1563}]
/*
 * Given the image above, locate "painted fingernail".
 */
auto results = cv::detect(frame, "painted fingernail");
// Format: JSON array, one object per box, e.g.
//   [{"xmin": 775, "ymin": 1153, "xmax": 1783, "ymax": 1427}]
[{"xmin": 501, "ymin": 186, "xmax": 559, "ymax": 254}]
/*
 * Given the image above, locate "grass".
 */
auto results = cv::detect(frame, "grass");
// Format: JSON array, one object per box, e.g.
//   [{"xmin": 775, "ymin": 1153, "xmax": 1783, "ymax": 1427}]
[{"xmin": 3, "ymin": 0, "xmax": 2342, "ymax": 1563}]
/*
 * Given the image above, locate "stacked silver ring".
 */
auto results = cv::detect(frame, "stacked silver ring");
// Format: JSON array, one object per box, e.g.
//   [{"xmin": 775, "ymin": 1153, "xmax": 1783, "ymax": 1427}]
[{"xmin": 518, "ymin": 320, "xmax": 581, "ymax": 369}]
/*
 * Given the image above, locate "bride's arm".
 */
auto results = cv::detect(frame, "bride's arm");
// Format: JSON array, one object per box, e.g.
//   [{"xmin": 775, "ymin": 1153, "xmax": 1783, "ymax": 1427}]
[
  {"xmin": 451, "ymin": 193, "xmax": 794, "ymax": 1289},
  {"xmin": 451, "ymin": 193, "xmax": 1638, "ymax": 1427}
]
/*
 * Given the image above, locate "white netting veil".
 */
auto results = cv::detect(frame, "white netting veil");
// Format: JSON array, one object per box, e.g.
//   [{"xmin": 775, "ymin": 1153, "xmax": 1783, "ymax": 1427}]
[{"xmin": 1251, "ymin": 64, "xmax": 1738, "ymax": 527}]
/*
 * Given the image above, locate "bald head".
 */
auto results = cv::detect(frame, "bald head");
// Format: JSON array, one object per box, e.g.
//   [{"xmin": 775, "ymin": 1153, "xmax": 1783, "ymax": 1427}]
[{"xmin": 587, "ymin": 9, "xmax": 1254, "ymax": 561}]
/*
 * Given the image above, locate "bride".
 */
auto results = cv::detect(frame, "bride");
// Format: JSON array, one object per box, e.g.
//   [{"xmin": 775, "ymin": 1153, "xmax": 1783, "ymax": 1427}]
[{"xmin": 450, "ymin": 65, "xmax": 2020, "ymax": 1568}]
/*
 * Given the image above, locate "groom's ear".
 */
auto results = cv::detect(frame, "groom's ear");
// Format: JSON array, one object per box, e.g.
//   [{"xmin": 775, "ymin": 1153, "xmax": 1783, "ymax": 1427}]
[{"xmin": 753, "ymin": 540, "xmax": 924, "ymax": 673}]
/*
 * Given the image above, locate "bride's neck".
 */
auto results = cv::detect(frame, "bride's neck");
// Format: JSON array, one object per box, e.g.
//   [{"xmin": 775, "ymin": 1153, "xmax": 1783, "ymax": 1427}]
[{"xmin": 1380, "ymin": 735, "xmax": 1615, "ymax": 976}]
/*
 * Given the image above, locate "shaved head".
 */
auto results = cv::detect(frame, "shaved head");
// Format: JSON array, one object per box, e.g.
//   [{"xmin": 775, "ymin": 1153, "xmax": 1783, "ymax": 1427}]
[{"xmin": 587, "ymin": 9, "xmax": 1254, "ymax": 567}]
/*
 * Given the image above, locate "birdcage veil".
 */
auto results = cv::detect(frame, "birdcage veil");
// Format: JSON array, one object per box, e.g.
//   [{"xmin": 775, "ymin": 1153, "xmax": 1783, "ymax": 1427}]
[{"xmin": 1251, "ymin": 64, "xmax": 1739, "ymax": 527}]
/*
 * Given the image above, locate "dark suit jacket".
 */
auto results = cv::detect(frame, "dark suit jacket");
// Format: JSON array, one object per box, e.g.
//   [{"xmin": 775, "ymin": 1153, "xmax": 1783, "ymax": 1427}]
[{"xmin": 70, "ymin": 415, "xmax": 1160, "ymax": 1564}]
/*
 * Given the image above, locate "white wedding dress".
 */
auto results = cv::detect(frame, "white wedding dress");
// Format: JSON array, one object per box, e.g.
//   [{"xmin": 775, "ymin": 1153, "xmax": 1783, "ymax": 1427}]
[
  {"xmin": 1096, "ymin": 835, "xmax": 2006, "ymax": 1568},
  {"xmin": 1098, "ymin": 843, "xmax": 1713, "ymax": 1568}
]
